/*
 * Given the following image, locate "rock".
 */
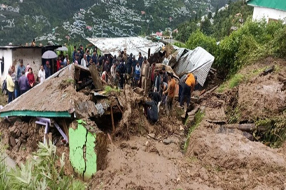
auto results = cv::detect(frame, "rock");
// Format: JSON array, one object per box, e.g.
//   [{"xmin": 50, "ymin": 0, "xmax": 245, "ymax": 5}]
[
  {"xmin": 2, "ymin": 153, "xmax": 16, "ymax": 171},
  {"xmin": 119, "ymin": 142, "xmax": 130, "ymax": 149},
  {"xmin": 9, "ymin": 136, "xmax": 16, "ymax": 147},
  {"xmin": 147, "ymin": 133, "xmax": 155, "ymax": 139},
  {"xmin": 163, "ymin": 139, "xmax": 172, "ymax": 145}
]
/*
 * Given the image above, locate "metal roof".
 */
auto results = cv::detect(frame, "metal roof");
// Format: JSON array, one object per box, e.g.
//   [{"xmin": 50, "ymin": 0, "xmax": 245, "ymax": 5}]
[
  {"xmin": 0, "ymin": 45, "xmax": 61, "ymax": 50},
  {"xmin": 247, "ymin": 0, "xmax": 286, "ymax": 12},
  {"xmin": 86, "ymin": 37, "xmax": 164, "ymax": 58},
  {"xmin": 173, "ymin": 47, "xmax": 215, "ymax": 87}
]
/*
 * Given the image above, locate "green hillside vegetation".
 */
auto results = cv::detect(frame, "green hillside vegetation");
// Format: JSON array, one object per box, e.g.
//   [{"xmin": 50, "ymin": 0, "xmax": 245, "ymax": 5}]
[
  {"xmin": 0, "ymin": 0, "xmax": 237, "ymax": 46},
  {"xmin": 174, "ymin": 0, "xmax": 286, "ymax": 77}
]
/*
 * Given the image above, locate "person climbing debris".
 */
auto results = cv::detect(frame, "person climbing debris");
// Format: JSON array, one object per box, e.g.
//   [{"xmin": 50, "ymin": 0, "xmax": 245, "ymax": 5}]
[
  {"xmin": 180, "ymin": 73, "xmax": 197, "ymax": 117},
  {"xmin": 163, "ymin": 72, "xmax": 176, "ymax": 116}
]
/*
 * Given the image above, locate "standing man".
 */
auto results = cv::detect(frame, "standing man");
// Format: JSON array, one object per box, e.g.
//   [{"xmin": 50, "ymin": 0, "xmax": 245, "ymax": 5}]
[
  {"xmin": 81, "ymin": 54, "xmax": 87, "ymax": 67},
  {"xmin": 141, "ymin": 57, "xmax": 150, "ymax": 94},
  {"xmin": 163, "ymin": 73, "xmax": 176, "ymax": 116},
  {"xmin": 38, "ymin": 65, "xmax": 45, "ymax": 84},
  {"xmin": 150, "ymin": 63, "xmax": 156, "ymax": 88},
  {"xmin": 138, "ymin": 52, "xmax": 143, "ymax": 67},
  {"xmin": 154, "ymin": 70, "xmax": 161, "ymax": 93},
  {"xmin": 117, "ymin": 60, "xmax": 126, "ymax": 89},
  {"xmin": 7, "ymin": 69, "xmax": 15, "ymax": 103},
  {"xmin": 18, "ymin": 71, "xmax": 29, "ymax": 95},
  {"xmin": 180, "ymin": 73, "xmax": 197, "ymax": 111},
  {"xmin": 44, "ymin": 61, "xmax": 51, "ymax": 79},
  {"xmin": 16, "ymin": 59, "xmax": 26, "ymax": 80}
]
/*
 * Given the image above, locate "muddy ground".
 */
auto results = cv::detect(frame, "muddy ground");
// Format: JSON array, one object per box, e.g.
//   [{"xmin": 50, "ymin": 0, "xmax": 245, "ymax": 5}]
[{"xmin": 1, "ymin": 58, "xmax": 286, "ymax": 190}]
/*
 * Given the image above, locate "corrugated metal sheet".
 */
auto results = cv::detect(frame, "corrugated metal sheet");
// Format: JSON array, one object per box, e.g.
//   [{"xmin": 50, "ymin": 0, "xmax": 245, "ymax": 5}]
[
  {"xmin": 86, "ymin": 37, "xmax": 164, "ymax": 58},
  {"xmin": 173, "ymin": 47, "xmax": 215, "ymax": 86}
]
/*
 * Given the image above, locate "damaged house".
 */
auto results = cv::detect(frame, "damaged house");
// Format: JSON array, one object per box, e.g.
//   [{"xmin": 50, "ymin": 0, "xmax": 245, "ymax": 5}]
[{"xmin": 0, "ymin": 63, "xmax": 126, "ymax": 179}]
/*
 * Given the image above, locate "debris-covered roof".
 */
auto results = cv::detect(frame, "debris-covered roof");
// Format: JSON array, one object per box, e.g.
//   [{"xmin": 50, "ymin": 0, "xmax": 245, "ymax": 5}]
[
  {"xmin": 247, "ymin": 0, "xmax": 286, "ymax": 12},
  {"xmin": 0, "ymin": 64, "xmax": 89, "ymax": 118},
  {"xmin": 86, "ymin": 37, "xmax": 165, "ymax": 57}
]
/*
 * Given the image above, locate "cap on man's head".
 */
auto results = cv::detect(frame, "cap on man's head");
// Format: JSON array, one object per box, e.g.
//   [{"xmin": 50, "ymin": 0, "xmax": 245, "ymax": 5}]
[{"xmin": 162, "ymin": 66, "xmax": 166, "ymax": 71}]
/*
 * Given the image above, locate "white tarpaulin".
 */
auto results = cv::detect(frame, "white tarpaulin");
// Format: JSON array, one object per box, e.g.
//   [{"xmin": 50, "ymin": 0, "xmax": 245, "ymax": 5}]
[
  {"xmin": 86, "ymin": 37, "xmax": 164, "ymax": 58},
  {"xmin": 173, "ymin": 47, "xmax": 215, "ymax": 86}
]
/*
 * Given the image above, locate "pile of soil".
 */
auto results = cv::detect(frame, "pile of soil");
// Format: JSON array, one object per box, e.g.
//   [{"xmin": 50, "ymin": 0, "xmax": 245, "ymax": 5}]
[
  {"xmin": 1, "ymin": 58, "xmax": 286, "ymax": 189},
  {"xmin": 89, "ymin": 58, "xmax": 286, "ymax": 189}
]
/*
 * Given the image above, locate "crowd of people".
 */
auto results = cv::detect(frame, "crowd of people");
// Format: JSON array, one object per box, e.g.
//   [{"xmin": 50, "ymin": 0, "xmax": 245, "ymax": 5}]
[
  {"xmin": 4, "ymin": 44, "xmax": 197, "ymax": 124},
  {"xmin": 5, "ymin": 59, "xmax": 53, "ymax": 103},
  {"xmin": 72, "ymin": 45, "xmax": 197, "ymax": 123}
]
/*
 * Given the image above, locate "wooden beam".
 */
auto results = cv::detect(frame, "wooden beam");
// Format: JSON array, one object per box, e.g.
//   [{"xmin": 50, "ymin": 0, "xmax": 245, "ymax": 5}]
[
  {"xmin": 110, "ymin": 106, "xmax": 115, "ymax": 133},
  {"xmin": 89, "ymin": 63, "xmax": 103, "ymax": 90}
]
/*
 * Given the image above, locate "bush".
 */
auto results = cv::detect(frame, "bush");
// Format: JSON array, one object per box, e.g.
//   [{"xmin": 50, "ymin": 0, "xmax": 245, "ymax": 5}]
[
  {"xmin": 185, "ymin": 30, "xmax": 217, "ymax": 55},
  {"xmin": 0, "ymin": 142, "xmax": 86, "ymax": 190},
  {"xmin": 215, "ymin": 19, "xmax": 285, "ymax": 76}
]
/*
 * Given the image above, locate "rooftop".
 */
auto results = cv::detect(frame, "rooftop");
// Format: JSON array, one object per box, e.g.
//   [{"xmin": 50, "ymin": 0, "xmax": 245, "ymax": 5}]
[
  {"xmin": 0, "ymin": 64, "xmax": 89, "ymax": 118},
  {"xmin": 247, "ymin": 0, "xmax": 286, "ymax": 12}
]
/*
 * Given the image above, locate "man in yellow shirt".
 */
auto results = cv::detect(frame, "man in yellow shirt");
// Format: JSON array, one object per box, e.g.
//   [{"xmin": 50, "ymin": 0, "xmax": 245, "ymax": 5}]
[
  {"xmin": 7, "ymin": 69, "xmax": 15, "ymax": 103},
  {"xmin": 180, "ymin": 73, "xmax": 196, "ymax": 109}
]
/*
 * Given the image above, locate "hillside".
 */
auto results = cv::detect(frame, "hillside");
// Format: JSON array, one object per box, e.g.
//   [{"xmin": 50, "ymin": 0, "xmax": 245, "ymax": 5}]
[{"xmin": 0, "ymin": 0, "xmax": 234, "ymax": 46}]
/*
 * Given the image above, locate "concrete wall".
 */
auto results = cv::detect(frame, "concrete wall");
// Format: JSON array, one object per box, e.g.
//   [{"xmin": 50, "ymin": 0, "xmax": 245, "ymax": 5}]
[
  {"xmin": 0, "ymin": 49, "xmax": 13, "ymax": 83},
  {"xmin": 253, "ymin": 7, "xmax": 286, "ymax": 23},
  {"xmin": 12, "ymin": 48, "xmax": 42, "ymax": 79}
]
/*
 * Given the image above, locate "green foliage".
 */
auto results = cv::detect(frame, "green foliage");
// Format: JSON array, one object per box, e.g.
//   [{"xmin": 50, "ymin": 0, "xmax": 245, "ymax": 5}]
[
  {"xmin": 228, "ymin": 74, "xmax": 244, "ymax": 88},
  {"xmin": 104, "ymin": 86, "xmax": 120, "ymax": 94},
  {"xmin": 0, "ymin": 142, "xmax": 86, "ymax": 190},
  {"xmin": 173, "ymin": 42, "xmax": 186, "ymax": 48},
  {"xmin": 227, "ymin": 106, "xmax": 241, "ymax": 124},
  {"xmin": 271, "ymin": 27, "xmax": 286, "ymax": 57},
  {"xmin": 184, "ymin": 110, "xmax": 205, "ymax": 152},
  {"xmin": 254, "ymin": 114, "xmax": 286, "ymax": 148},
  {"xmin": 185, "ymin": 30, "xmax": 217, "ymax": 55},
  {"xmin": 215, "ymin": 19, "xmax": 286, "ymax": 76}
]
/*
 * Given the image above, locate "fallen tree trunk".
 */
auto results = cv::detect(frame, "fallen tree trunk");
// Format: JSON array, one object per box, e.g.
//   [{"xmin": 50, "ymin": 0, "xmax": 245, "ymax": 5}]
[
  {"xmin": 200, "ymin": 85, "xmax": 218, "ymax": 99},
  {"xmin": 222, "ymin": 124, "xmax": 268, "ymax": 132}
]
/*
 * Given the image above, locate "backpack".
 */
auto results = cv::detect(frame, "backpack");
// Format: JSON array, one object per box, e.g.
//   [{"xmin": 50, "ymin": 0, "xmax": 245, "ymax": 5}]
[
  {"xmin": 134, "ymin": 68, "xmax": 140, "ymax": 80},
  {"xmin": 2, "ymin": 79, "xmax": 7, "ymax": 95}
]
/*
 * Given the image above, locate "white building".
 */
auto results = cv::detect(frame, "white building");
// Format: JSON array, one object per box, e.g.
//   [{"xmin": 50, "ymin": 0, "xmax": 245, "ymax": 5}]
[{"xmin": 247, "ymin": 0, "xmax": 286, "ymax": 23}]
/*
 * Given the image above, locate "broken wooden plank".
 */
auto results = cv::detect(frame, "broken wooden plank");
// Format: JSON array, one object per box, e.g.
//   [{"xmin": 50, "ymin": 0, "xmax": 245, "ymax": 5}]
[
  {"xmin": 222, "ymin": 124, "xmax": 269, "ymax": 133},
  {"xmin": 222, "ymin": 124, "xmax": 256, "ymax": 132},
  {"xmin": 187, "ymin": 105, "xmax": 200, "ymax": 116},
  {"xmin": 110, "ymin": 106, "xmax": 115, "ymax": 133},
  {"xmin": 89, "ymin": 63, "xmax": 103, "ymax": 90},
  {"xmin": 200, "ymin": 85, "xmax": 218, "ymax": 99}
]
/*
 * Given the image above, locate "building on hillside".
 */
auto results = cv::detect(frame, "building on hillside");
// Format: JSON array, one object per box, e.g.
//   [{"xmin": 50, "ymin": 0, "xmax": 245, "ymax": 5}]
[
  {"xmin": 0, "ymin": 45, "xmax": 59, "ymax": 82},
  {"xmin": 247, "ymin": 0, "xmax": 286, "ymax": 23}
]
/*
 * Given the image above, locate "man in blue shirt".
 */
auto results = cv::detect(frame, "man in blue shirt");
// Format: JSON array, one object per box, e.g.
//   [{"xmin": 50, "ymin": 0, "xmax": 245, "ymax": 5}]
[
  {"xmin": 18, "ymin": 71, "xmax": 30, "ymax": 95},
  {"xmin": 16, "ymin": 60, "xmax": 26, "ymax": 80},
  {"xmin": 44, "ymin": 61, "xmax": 51, "ymax": 78}
]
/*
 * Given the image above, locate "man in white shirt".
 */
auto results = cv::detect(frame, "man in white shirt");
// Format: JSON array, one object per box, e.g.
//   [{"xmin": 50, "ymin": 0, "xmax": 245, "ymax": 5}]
[
  {"xmin": 81, "ymin": 54, "xmax": 87, "ymax": 67},
  {"xmin": 38, "ymin": 65, "xmax": 46, "ymax": 84}
]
